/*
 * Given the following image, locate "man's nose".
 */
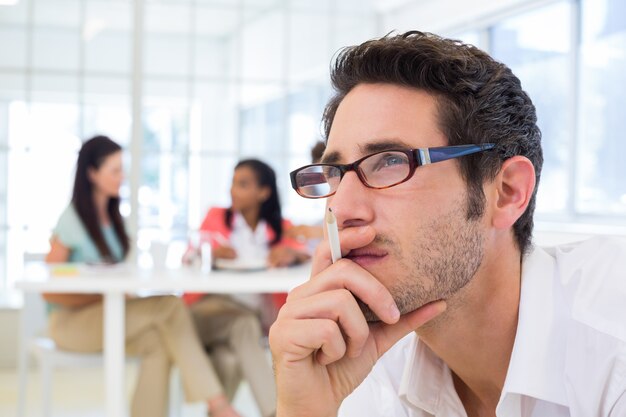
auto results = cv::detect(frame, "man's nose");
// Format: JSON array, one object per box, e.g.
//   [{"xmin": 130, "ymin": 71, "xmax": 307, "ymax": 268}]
[{"xmin": 327, "ymin": 171, "xmax": 374, "ymax": 229}]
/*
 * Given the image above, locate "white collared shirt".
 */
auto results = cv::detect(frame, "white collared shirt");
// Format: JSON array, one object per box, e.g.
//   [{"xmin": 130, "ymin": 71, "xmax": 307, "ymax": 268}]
[
  {"xmin": 339, "ymin": 237, "xmax": 626, "ymax": 417},
  {"xmin": 229, "ymin": 211, "xmax": 270, "ymax": 263},
  {"xmin": 226, "ymin": 211, "xmax": 270, "ymax": 310}
]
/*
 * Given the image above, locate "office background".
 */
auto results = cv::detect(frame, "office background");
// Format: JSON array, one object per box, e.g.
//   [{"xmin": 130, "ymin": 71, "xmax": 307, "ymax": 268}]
[{"xmin": 1, "ymin": 0, "xmax": 625, "ymax": 365}]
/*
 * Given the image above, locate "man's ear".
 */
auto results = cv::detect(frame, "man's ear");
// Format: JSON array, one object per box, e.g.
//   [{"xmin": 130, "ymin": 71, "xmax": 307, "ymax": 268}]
[{"xmin": 491, "ymin": 156, "xmax": 536, "ymax": 230}]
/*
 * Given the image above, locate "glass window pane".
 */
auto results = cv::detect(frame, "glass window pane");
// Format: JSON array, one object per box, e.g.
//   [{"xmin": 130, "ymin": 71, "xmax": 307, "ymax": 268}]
[
  {"xmin": 239, "ymin": 83, "xmax": 286, "ymax": 156},
  {"xmin": 84, "ymin": 1, "xmax": 133, "ymax": 74},
  {"xmin": 83, "ymin": 76, "xmax": 132, "ymax": 146},
  {"xmin": 193, "ymin": 82, "xmax": 238, "ymax": 153},
  {"xmin": 287, "ymin": 84, "xmax": 329, "ymax": 157},
  {"xmin": 0, "ymin": 27, "xmax": 27, "ymax": 69},
  {"xmin": 144, "ymin": 3, "xmax": 191, "ymax": 77},
  {"xmin": 34, "ymin": 0, "xmax": 80, "ymax": 27},
  {"xmin": 8, "ymin": 99, "xmax": 81, "ymax": 150},
  {"xmin": 288, "ymin": 12, "xmax": 331, "ymax": 82},
  {"xmin": 491, "ymin": 1, "xmax": 572, "ymax": 214},
  {"xmin": 139, "ymin": 153, "xmax": 189, "ymax": 231},
  {"xmin": 32, "ymin": 27, "xmax": 80, "ymax": 70},
  {"xmin": 331, "ymin": 14, "xmax": 376, "ymax": 53},
  {"xmin": 7, "ymin": 148, "xmax": 77, "ymax": 230},
  {"xmin": 188, "ymin": 155, "xmax": 237, "ymax": 227},
  {"xmin": 0, "ymin": 74, "xmax": 26, "ymax": 101},
  {"xmin": 241, "ymin": 9, "xmax": 285, "ymax": 80},
  {"xmin": 143, "ymin": 105, "xmax": 190, "ymax": 154},
  {"xmin": 0, "ymin": 0, "xmax": 28, "ymax": 26},
  {"xmin": 577, "ymin": 0, "xmax": 626, "ymax": 214}
]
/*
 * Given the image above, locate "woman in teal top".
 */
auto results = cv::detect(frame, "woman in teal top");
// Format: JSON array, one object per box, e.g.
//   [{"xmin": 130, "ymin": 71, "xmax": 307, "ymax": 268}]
[{"xmin": 44, "ymin": 136, "xmax": 244, "ymax": 417}]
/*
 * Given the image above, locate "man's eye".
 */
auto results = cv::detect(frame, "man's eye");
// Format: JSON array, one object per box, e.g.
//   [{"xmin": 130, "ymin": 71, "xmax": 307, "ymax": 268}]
[
  {"xmin": 372, "ymin": 154, "xmax": 406, "ymax": 170},
  {"xmin": 382, "ymin": 155, "xmax": 404, "ymax": 166}
]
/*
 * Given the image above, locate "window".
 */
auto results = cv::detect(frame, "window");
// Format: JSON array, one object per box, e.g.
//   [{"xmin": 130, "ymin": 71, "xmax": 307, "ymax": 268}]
[
  {"xmin": 491, "ymin": 1, "xmax": 572, "ymax": 215},
  {"xmin": 0, "ymin": 0, "xmax": 377, "ymax": 300},
  {"xmin": 578, "ymin": 0, "xmax": 626, "ymax": 215}
]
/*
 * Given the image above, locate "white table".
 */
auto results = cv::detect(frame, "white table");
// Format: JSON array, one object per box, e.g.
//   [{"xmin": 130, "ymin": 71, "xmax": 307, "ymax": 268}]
[{"xmin": 15, "ymin": 263, "xmax": 310, "ymax": 417}]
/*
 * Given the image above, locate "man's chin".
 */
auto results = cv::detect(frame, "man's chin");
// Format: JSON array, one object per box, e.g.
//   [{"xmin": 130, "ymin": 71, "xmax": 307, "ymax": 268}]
[{"xmin": 358, "ymin": 298, "xmax": 443, "ymax": 323}]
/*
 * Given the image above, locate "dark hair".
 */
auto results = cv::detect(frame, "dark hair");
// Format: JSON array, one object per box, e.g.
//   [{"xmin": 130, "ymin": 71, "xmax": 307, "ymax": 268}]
[
  {"xmin": 322, "ymin": 31, "xmax": 543, "ymax": 254},
  {"xmin": 72, "ymin": 135, "xmax": 129, "ymax": 262},
  {"xmin": 225, "ymin": 159, "xmax": 283, "ymax": 245},
  {"xmin": 311, "ymin": 140, "xmax": 326, "ymax": 163}
]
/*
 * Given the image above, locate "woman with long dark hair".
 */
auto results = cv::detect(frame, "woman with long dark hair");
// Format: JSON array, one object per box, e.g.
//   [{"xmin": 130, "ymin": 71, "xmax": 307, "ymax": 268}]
[
  {"xmin": 44, "ymin": 136, "xmax": 244, "ymax": 417},
  {"xmin": 201, "ymin": 158, "xmax": 309, "ymax": 265},
  {"xmin": 183, "ymin": 158, "xmax": 309, "ymax": 417}
]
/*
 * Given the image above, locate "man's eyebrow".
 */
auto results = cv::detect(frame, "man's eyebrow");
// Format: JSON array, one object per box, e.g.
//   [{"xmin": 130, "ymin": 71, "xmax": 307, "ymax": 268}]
[
  {"xmin": 320, "ymin": 139, "xmax": 413, "ymax": 165},
  {"xmin": 361, "ymin": 139, "xmax": 413, "ymax": 154},
  {"xmin": 320, "ymin": 150, "xmax": 341, "ymax": 164}
]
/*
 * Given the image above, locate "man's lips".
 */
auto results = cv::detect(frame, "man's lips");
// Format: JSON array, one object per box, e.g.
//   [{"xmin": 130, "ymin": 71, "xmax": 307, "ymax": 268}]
[{"xmin": 345, "ymin": 247, "xmax": 388, "ymax": 265}]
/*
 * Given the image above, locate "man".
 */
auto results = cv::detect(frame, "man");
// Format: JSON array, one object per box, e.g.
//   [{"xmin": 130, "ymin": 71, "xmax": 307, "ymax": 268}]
[{"xmin": 269, "ymin": 31, "xmax": 626, "ymax": 417}]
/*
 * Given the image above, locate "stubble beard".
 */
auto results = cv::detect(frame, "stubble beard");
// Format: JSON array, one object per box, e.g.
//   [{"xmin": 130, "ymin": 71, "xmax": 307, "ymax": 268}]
[{"xmin": 358, "ymin": 203, "xmax": 485, "ymax": 322}]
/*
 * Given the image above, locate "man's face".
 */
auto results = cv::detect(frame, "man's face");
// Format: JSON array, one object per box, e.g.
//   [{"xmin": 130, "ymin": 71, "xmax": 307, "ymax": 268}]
[{"xmin": 324, "ymin": 83, "xmax": 485, "ymax": 320}]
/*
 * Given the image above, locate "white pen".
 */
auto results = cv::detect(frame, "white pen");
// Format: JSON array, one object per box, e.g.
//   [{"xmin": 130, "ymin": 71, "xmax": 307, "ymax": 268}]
[{"xmin": 326, "ymin": 207, "xmax": 342, "ymax": 263}]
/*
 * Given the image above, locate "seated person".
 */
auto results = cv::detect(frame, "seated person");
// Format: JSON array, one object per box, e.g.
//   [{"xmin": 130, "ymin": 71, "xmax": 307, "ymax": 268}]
[
  {"xmin": 44, "ymin": 135, "xmax": 243, "ymax": 417},
  {"xmin": 184, "ymin": 159, "xmax": 309, "ymax": 417}
]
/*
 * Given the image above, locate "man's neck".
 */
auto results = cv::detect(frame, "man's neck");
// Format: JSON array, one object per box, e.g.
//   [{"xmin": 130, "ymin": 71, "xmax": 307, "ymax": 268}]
[{"xmin": 417, "ymin": 238, "xmax": 522, "ymax": 416}]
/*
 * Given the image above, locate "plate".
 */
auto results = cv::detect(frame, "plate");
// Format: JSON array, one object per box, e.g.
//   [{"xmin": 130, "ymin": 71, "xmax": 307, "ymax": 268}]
[{"xmin": 213, "ymin": 258, "xmax": 268, "ymax": 271}]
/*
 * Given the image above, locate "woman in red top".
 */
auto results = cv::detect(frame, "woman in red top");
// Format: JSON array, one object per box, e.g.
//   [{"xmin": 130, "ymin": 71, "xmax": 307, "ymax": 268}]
[{"xmin": 185, "ymin": 159, "xmax": 309, "ymax": 417}]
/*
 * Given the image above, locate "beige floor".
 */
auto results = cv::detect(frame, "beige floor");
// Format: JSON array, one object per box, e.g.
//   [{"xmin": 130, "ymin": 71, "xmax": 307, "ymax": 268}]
[{"xmin": 0, "ymin": 364, "xmax": 262, "ymax": 417}]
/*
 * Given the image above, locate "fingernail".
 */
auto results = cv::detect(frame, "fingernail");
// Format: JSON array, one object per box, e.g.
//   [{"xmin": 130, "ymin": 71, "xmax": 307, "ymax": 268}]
[{"xmin": 389, "ymin": 303, "xmax": 400, "ymax": 321}]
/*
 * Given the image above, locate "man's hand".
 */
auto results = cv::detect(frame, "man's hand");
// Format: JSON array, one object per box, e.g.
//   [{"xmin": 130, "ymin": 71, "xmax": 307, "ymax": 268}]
[{"xmin": 269, "ymin": 225, "xmax": 446, "ymax": 417}]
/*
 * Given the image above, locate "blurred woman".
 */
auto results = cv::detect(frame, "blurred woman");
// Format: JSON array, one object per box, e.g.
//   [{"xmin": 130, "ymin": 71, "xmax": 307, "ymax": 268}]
[
  {"xmin": 44, "ymin": 136, "xmax": 243, "ymax": 417},
  {"xmin": 201, "ymin": 158, "xmax": 309, "ymax": 266},
  {"xmin": 184, "ymin": 159, "xmax": 309, "ymax": 417}
]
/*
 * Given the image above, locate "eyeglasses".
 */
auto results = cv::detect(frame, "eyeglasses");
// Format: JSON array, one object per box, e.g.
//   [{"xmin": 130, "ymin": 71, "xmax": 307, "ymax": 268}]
[{"xmin": 290, "ymin": 143, "xmax": 495, "ymax": 199}]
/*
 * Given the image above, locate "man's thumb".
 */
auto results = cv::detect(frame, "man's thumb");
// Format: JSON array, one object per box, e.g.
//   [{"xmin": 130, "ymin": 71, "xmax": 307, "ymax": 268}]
[{"xmin": 371, "ymin": 300, "xmax": 447, "ymax": 357}]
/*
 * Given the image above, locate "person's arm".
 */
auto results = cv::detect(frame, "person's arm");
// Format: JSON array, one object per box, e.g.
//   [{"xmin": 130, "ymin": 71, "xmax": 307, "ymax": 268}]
[
  {"xmin": 42, "ymin": 237, "xmax": 102, "ymax": 308},
  {"xmin": 285, "ymin": 224, "xmax": 324, "ymax": 240},
  {"xmin": 268, "ymin": 245, "xmax": 310, "ymax": 267},
  {"xmin": 269, "ymin": 225, "xmax": 446, "ymax": 417}
]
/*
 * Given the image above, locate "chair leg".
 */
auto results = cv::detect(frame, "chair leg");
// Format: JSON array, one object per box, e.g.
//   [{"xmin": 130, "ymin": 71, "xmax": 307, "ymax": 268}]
[
  {"xmin": 40, "ymin": 361, "xmax": 53, "ymax": 417},
  {"xmin": 16, "ymin": 347, "xmax": 29, "ymax": 417},
  {"xmin": 168, "ymin": 367, "xmax": 182, "ymax": 417}
]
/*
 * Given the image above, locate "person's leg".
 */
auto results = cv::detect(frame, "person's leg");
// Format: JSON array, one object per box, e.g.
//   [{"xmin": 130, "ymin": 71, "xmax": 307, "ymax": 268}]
[
  {"xmin": 125, "ymin": 296, "xmax": 243, "ymax": 417},
  {"xmin": 125, "ymin": 327, "xmax": 170, "ymax": 417},
  {"xmin": 48, "ymin": 302, "xmax": 105, "ymax": 351},
  {"xmin": 209, "ymin": 344, "xmax": 243, "ymax": 402},
  {"xmin": 124, "ymin": 296, "xmax": 224, "ymax": 402},
  {"xmin": 227, "ymin": 313, "xmax": 276, "ymax": 417},
  {"xmin": 190, "ymin": 296, "xmax": 276, "ymax": 417},
  {"xmin": 50, "ymin": 296, "xmax": 237, "ymax": 416},
  {"xmin": 49, "ymin": 303, "xmax": 171, "ymax": 417}
]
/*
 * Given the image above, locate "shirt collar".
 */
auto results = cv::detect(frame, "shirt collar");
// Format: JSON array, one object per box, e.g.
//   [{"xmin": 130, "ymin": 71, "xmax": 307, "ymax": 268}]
[
  {"xmin": 499, "ymin": 245, "xmax": 569, "ymax": 408},
  {"xmin": 232, "ymin": 211, "xmax": 267, "ymax": 237},
  {"xmin": 398, "ymin": 335, "xmax": 465, "ymax": 415},
  {"xmin": 397, "ymin": 245, "xmax": 569, "ymax": 415}
]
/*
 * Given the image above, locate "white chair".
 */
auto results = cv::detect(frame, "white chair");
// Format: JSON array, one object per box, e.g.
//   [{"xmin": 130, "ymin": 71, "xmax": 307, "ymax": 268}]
[{"xmin": 16, "ymin": 292, "xmax": 183, "ymax": 417}]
